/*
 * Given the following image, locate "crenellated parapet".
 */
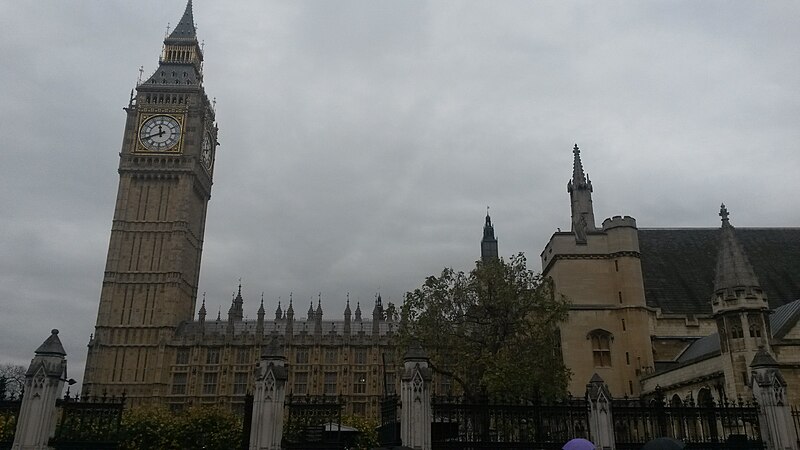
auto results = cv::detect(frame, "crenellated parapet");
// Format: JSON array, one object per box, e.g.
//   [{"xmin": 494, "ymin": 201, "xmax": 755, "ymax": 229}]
[{"xmin": 602, "ymin": 215, "xmax": 637, "ymax": 231}]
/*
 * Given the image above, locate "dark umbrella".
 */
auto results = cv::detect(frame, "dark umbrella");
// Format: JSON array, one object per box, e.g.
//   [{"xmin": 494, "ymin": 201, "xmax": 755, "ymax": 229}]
[
  {"xmin": 641, "ymin": 437, "xmax": 685, "ymax": 450},
  {"xmin": 563, "ymin": 438, "xmax": 596, "ymax": 450}
]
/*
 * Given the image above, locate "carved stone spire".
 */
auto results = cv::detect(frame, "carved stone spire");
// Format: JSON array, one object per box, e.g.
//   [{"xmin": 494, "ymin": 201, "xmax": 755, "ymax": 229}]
[
  {"xmin": 275, "ymin": 301, "xmax": 283, "ymax": 321},
  {"xmin": 344, "ymin": 295, "xmax": 352, "ymax": 336},
  {"xmin": 567, "ymin": 144, "xmax": 596, "ymax": 242},
  {"xmin": 198, "ymin": 293, "xmax": 207, "ymax": 324},
  {"xmin": 256, "ymin": 293, "xmax": 265, "ymax": 338},
  {"xmin": 714, "ymin": 204, "xmax": 761, "ymax": 295},
  {"xmin": 228, "ymin": 282, "xmax": 244, "ymax": 322},
  {"xmin": 372, "ymin": 294, "xmax": 383, "ymax": 336},
  {"xmin": 355, "ymin": 302, "xmax": 362, "ymax": 322},
  {"xmin": 314, "ymin": 295, "xmax": 323, "ymax": 335}
]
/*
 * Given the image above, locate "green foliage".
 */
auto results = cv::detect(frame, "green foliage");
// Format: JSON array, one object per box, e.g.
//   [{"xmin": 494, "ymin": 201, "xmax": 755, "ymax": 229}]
[
  {"xmin": 120, "ymin": 405, "xmax": 242, "ymax": 450},
  {"xmin": 398, "ymin": 253, "xmax": 571, "ymax": 400},
  {"xmin": 0, "ymin": 414, "xmax": 17, "ymax": 442},
  {"xmin": 341, "ymin": 414, "xmax": 379, "ymax": 450}
]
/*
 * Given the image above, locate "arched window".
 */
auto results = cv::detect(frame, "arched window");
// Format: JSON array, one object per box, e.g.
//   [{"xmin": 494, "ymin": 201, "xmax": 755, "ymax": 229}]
[
  {"xmin": 588, "ymin": 329, "xmax": 613, "ymax": 367},
  {"xmin": 748, "ymin": 314, "xmax": 763, "ymax": 338}
]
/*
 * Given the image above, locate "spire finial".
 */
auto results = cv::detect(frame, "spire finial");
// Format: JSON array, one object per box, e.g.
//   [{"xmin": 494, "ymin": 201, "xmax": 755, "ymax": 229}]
[
  {"xmin": 202, "ymin": 292, "xmax": 206, "ymax": 305},
  {"xmin": 571, "ymin": 143, "xmax": 587, "ymax": 185},
  {"xmin": 719, "ymin": 203, "xmax": 730, "ymax": 226},
  {"xmin": 166, "ymin": 0, "xmax": 197, "ymax": 41},
  {"xmin": 261, "ymin": 292, "xmax": 265, "ymax": 306}
]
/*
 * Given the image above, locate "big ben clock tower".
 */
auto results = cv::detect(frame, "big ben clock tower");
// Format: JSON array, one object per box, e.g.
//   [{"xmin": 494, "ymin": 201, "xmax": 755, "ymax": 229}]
[{"xmin": 84, "ymin": 1, "xmax": 219, "ymax": 402}]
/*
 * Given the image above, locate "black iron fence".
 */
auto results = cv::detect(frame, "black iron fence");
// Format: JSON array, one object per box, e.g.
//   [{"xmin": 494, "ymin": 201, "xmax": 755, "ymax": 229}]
[
  {"xmin": 283, "ymin": 394, "xmax": 345, "ymax": 449},
  {"xmin": 613, "ymin": 396, "xmax": 763, "ymax": 450},
  {"xmin": 48, "ymin": 390, "xmax": 126, "ymax": 450},
  {"xmin": 378, "ymin": 394, "xmax": 400, "ymax": 446},
  {"xmin": 431, "ymin": 394, "xmax": 590, "ymax": 449}
]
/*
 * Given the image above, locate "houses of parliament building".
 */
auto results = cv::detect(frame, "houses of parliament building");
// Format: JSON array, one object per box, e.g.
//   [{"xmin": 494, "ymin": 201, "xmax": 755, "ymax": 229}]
[{"xmin": 82, "ymin": 2, "xmax": 800, "ymax": 417}]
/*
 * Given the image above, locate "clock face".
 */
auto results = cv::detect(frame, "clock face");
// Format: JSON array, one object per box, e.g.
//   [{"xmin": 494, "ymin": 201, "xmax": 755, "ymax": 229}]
[
  {"xmin": 201, "ymin": 132, "xmax": 213, "ymax": 170},
  {"xmin": 139, "ymin": 115, "xmax": 182, "ymax": 151}
]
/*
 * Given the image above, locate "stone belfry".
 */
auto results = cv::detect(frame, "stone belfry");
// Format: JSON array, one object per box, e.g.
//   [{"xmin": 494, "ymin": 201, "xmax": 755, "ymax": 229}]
[
  {"xmin": 711, "ymin": 204, "xmax": 771, "ymax": 397},
  {"xmin": 84, "ymin": 0, "xmax": 219, "ymax": 401}
]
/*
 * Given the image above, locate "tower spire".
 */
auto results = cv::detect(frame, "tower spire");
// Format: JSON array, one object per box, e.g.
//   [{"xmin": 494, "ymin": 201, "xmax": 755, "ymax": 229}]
[
  {"xmin": 481, "ymin": 207, "xmax": 499, "ymax": 262},
  {"xmin": 567, "ymin": 144, "xmax": 596, "ymax": 242},
  {"xmin": 167, "ymin": 0, "xmax": 197, "ymax": 42},
  {"xmin": 714, "ymin": 203, "xmax": 760, "ymax": 293}
]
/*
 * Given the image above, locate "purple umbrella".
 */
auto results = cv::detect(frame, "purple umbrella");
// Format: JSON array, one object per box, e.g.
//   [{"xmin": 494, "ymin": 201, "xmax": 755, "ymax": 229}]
[{"xmin": 563, "ymin": 438, "xmax": 596, "ymax": 450}]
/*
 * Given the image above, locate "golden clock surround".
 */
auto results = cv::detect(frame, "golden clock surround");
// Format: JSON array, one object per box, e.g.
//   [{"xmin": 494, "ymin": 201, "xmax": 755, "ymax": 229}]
[{"xmin": 135, "ymin": 112, "xmax": 186, "ymax": 153}]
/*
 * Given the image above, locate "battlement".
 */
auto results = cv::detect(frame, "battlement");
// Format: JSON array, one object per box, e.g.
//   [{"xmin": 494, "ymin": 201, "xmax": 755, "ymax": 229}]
[{"xmin": 602, "ymin": 215, "xmax": 637, "ymax": 231}]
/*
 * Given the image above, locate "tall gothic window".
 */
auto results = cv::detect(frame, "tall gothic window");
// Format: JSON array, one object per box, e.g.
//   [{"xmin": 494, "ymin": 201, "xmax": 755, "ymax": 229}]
[
  {"xmin": 233, "ymin": 372, "xmax": 248, "ymax": 395},
  {"xmin": 202, "ymin": 373, "xmax": 218, "ymax": 395},
  {"xmin": 324, "ymin": 372, "xmax": 338, "ymax": 395},
  {"xmin": 588, "ymin": 329, "xmax": 613, "ymax": 367},
  {"xmin": 293, "ymin": 372, "xmax": 308, "ymax": 395}
]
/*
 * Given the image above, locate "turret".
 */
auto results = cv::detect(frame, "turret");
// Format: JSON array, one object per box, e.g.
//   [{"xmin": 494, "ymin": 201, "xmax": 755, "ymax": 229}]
[
  {"xmin": 373, "ymin": 294, "xmax": 383, "ymax": 336},
  {"xmin": 228, "ymin": 282, "xmax": 244, "ymax": 322},
  {"xmin": 314, "ymin": 296, "xmax": 323, "ymax": 335},
  {"xmin": 567, "ymin": 144, "xmax": 596, "ymax": 243},
  {"xmin": 198, "ymin": 294, "xmax": 207, "ymax": 332},
  {"xmin": 481, "ymin": 208, "xmax": 499, "ymax": 262},
  {"xmin": 256, "ymin": 294, "xmax": 265, "ymax": 338},
  {"xmin": 285, "ymin": 296, "xmax": 294, "ymax": 342},
  {"xmin": 711, "ymin": 204, "xmax": 770, "ymax": 395},
  {"xmin": 275, "ymin": 301, "xmax": 283, "ymax": 321},
  {"xmin": 344, "ymin": 295, "xmax": 352, "ymax": 336}
]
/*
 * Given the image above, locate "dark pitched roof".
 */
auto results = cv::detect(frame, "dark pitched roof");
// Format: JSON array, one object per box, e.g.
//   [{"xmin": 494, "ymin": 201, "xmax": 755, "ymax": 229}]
[{"xmin": 638, "ymin": 228, "xmax": 800, "ymax": 314}]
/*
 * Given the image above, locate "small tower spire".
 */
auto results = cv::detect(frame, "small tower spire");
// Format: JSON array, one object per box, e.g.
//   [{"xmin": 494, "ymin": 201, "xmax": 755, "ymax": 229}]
[
  {"xmin": 315, "ymin": 295, "xmax": 323, "ymax": 335},
  {"xmin": 256, "ymin": 293, "xmax": 265, "ymax": 339},
  {"xmin": 344, "ymin": 294, "xmax": 352, "ymax": 336},
  {"xmin": 228, "ymin": 282, "xmax": 244, "ymax": 322},
  {"xmin": 567, "ymin": 144, "xmax": 596, "ymax": 242},
  {"xmin": 355, "ymin": 301, "xmax": 362, "ymax": 322},
  {"xmin": 275, "ymin": 300, "xmax": 283, "ymax": 321},
  {"xmin": 198, "ymin": 292, "xmax": 207, "ymax": 322},
  {"xmin": 481, "ymin": 207, "xmax": 499, "ymax": 262},
  {"xmin": 714, "ymin": 204, "xmax": 761, "ymax": 294}
]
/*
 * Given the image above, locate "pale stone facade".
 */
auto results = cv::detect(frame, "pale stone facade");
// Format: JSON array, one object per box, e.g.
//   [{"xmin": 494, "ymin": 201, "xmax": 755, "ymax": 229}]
[{"xmin": 543, "ymin": 146, "xmax": 800, "ymax": 405}]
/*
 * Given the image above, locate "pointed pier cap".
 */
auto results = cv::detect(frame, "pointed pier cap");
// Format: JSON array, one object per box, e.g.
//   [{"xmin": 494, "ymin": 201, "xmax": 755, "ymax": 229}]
[
  {"xmin": 404, "ymin": 341, "xmax": 428, "ymax": 361},
  {"xmin": 750, "ymin": 347, "xmax": 779, "ymax": 368},
  {"xmin": 35, "ymin": 329, "xmax": 66, "ymax": 357}
]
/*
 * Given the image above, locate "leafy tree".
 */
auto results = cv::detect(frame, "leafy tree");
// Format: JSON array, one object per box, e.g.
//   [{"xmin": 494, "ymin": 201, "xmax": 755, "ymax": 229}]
[
  {"xmin": 398, "ymin": 253, "xmax": 571, "ymax": 401},
  {"xmin": 341, "ymin": 414, "xmax": 379, "ymax": 449}
]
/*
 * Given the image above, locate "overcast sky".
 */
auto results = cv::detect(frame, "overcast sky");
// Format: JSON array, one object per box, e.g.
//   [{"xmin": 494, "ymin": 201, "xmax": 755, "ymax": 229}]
[{"xmin": 1, "ymin": 1, "xmax": 799, "ymax": 386}]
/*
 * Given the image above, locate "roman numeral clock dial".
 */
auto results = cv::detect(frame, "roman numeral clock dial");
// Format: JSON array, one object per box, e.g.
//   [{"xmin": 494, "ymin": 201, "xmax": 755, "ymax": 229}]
[{"xmin": 138, "ymin": 114, "xmax": 182, "ymax": 152}]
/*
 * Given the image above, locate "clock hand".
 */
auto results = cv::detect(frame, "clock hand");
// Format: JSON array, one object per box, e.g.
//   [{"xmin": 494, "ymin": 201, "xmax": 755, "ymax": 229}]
[
  {"xmin": 142, "ymin": 127, "xmax": 167, "ymax": 140},
  {"xmin": 142, "ymin": 130, "xmax": 167, "ymax": 139}
]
